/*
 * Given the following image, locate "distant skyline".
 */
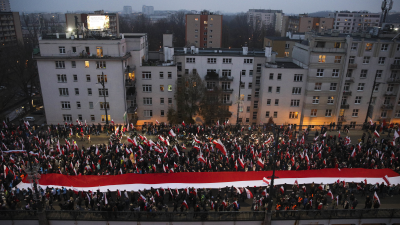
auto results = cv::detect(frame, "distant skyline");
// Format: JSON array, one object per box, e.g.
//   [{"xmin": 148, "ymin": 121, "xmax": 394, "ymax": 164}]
[{"xmin": 9, "ymin": 0, "xmax": 400, "ymax": 14}]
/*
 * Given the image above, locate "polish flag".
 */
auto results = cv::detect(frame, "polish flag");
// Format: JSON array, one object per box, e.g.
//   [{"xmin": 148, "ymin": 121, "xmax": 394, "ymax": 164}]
[
  {"xmin": 383, "ymin": 175, "xmax": 391, "ymax": 186},
  {"xmin": 263, "ymin": 177, "xmax": 270, "ymax": 185},
  {"xmin": 369, "ymin": 120, "xmax": 374, "ymax": 126},
  {"xmin": 127, "ymin": 137, "xmax": 137, "ymax": 146},
  {"xmin": 172, "ymin": 145, "xmax": 179, "ymax": 155},
  {"xmin": 182, "ymin": 200, "xmax": 189, "ymax": 209},
  {"xmin": 181, "ymin": 143, "xmax": 186, "ymax": 149},
  {"xmin": 257, "ymin": 158, "xmax": 264, "ymax": 168},
  {"xmin": 169, "ymin": 168, "xmax": 174, "ymax": 173},
  {"xmin": 213, "ymin": 139, "xmax": 227, "ymax": 156},
  {"xmin": 156, "ymin": 120, "xmax": 159, "ymax": 125},
  {"xmin": 169, "ymin": 129, "xmax": 176, "ymax": 137},
  {"xmin": 305, "ymin": 154, "xmax": 309, "ymax": 163},
  {"xmin": 158, "ymin": 135, "xmax": 165, "ymax": 142},
  {"xmin": 163, "ymin": 164, "xmax": 168, "ymax": 173},
  {"xmin": 174, "ymin": 162, "xmax": 178, "ymax": 169},
  {"xmin": 374, "ymin": 191, "xmax": 380, "ymax": 205},
  {"xmin": 235, "ymin": 187, "xmax": 242, "ymax": 194},
  {"xmin": 327, "ymin": 190, "xmax": 333, "ymax": 199},
  {"xmin": 323, "ymin": 158, "xmax": 326, "ymax": 165},
  {"xmin": 182, "ymin": 121, "xmax": 185, "ymax": 127},
  {"xmin": 264, "ymin": 137, "xmax": 272, "ymax": 145},
  {"xmin": 139, "ymin": 193, "xmax": 146, "ymax": 202},
  {"xmin": 117, "ymin": 190, "xmax": 121, "ymax": 198},
  {"xmin": 351, "ymin": 149, "xmax": 356, "ymax": 158},
  {"xmin": 152, "ymin": 164, "xmax": 156, "ymax": 172},
  {"xmin": 238, "ymin": 158, "xmax": 245, "ymax": 168},
  {"xmin": 338, "ymin": 131, "xmax": 341, "ymax": 138},
  {"xmin": 280, "ymin": 186, "xmax": 285, "ymax": 194},
  {"xmin": 194, "ymin": 137, "xmax": 201, "ymax": 144},
  {"xmin": 294, "ymin": 179, "xmax": 299, "ymax": 188},
  {"xmin": 156, "ymin": 189, "xmax": 160, "ymax": 197},
  {"xmin": 245, "ymin": 188, "xmax": 253, "ymax": 199},
  {"xmin": 211, "ymin": 201, "xmax": 214, "ymax": 210},
  {"xmin": 374, "ymin": 130, "xmax": 380, "ymax": 138},
  {"xmin": 198, "ymin": 153, "xmax": 206, "ymax": 163},
  {"xmin": 233, "ymin": 201, "xmax": 238, "ymax": 208}
]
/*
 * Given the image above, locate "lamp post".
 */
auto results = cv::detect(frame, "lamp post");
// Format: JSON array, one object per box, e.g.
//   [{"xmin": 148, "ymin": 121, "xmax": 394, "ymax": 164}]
[
  {"xmin": 100, "ymin": 72, "xmax": 109, "ymax": 125},
  {"xmin": 267, "ymin": 124, "xmax": 280, "ymax": 212},
  {"xmin": 364, "ymin": 73, "xmax": 379, "ymax": 124}
]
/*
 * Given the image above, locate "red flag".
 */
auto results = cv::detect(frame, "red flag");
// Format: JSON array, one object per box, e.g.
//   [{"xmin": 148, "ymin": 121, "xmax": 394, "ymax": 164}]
[
  {"xmin": 383, "ymin": 175, "xmax": 391, "ymax": 186},
  {"xmin": 374, "ymin": 130, "xmax": 380, "ymax": 138},
  {"xmin": 374, "ymin": 191, "xmax": 380, "ymax": 205},
  {"xmin": 263, "ymin": 177, "xmax": 270, "ymax": 185},
  {"xmin": 245, "ymin": 188, "xmax": 253, "ymax": 199},
  {"xmin": 213, "ymin": 139, "xmax": 227, "ymax": 156},
  {"xmin": 257, "ymin": 158, "xmax": 264, "ymax": 168},
  {"xmin": 182, "ymin": 121, "xmax": 185, "ymax": 127},
  {"xmin": 169, "ymin": 129, "xmax": 176, "ymax": 137},
  {"xmin": 182, "ymin": 200, "xmax": 189, "ymax": 209},
  {"xmin": 127, "ymin": 137, "xmax": 137, "ymax": 146}
]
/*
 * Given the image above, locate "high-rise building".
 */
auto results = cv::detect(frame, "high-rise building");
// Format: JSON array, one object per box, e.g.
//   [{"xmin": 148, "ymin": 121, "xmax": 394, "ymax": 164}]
[
  {"xmin": 298, "ymin": 17, "xmax": 334, "ymax": 33},
  {"xmin": 247, "ymin": 9, "xmax": 283, "ymax": 33},
  {"xmin": 142, "ymin": 5, "xmax": 154, "ymax": 15},
  {"xmin": 0, "ymin": 12, "xmax": 23, "ymax": 47},
  {"xmin": 328, "ymin": 11, "xmax": 381, "ymax": 33},
  {"xmin": 185, "ymin": 10, "xmax": 222, "ymax": 48},
  {"xmin": 0, "ymin": 0, "xmax": 10, "ymax": 12},
  {"xmin": 123, "ymin": 6, "xmax": 132, "ymax": 15}
]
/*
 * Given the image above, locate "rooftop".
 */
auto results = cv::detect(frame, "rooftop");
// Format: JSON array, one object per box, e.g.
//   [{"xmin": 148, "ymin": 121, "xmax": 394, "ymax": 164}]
[{"xmin": 174, "ymin": 47, "xmax": 267, "ymax": 57}]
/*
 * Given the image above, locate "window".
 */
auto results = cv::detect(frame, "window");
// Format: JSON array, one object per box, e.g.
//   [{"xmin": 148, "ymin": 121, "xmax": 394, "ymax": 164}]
[
  {"xmin": 275, "ymin": 99, "xmax": 279, "ymax": 106},
  {"xmin": 348, "ymin": 56, "xmax": 355, "ymax": 64},
  {"xmin": 381, "ymin": 44, "xmax": 388, "ymax": 51},
  {"xmin": 387, "ymin": 84, "xmax": 394, "ymax": 92},
  {"xmin": 365, "ymin": 43, "xmax": 373, "ymax": 51},
  {"xmin": 168, "ymin": 72, "xmax": 172, "ymax": 79},
  {"xmin": 96, "ymin": 47, "xmax": 103, "ymax": 57},
  {"xmin": 222, "ymin": 82, "xmax": 230, "ymax": 90},
  {"xmin": 253, "ymin": 101, "xmax": 258, "ymax": 109},
  {"xmin": 63, "ymin": 114, "xmax": 72, "ymax": 122},
  {"xmin": 363, "ymin": 56, "xmax": 370, "ymax": 64},
  {"xmin": 332, "ymin": 69, "xmax": 339, "ymax": 77},
  {"xmin": 291, "ymin": 99, "xmax": 300, "ymax": 107},
  {"xmin": 249, "ymin": 70, "xmax": 253, "ymax": 76},
  {"xmin": 207, "ymin": 58, "xmax": 216, "ymax": 64},
  {"xmin": 285, "ymin": 52, "xmax": 289, "ymax": 57},
  {"xmin": 334, "ymin": 56, "xmax": 342, "ymax": 63},
  {"xmin": 398, "ymin": 44, "xmax": 400, "ymax": 51},
  {"xmin": 89, "ymin": 102, "xmax": 93, "ymax": 109},
  {"xmin": 100, "ymin": 102, "xmax": 110, "ymax": 110},
  {"xmin": 334, "ymin": 42, "xmax": 341, "ymax": 48},
  {"xmin": 101, "ymin": 115, "xmax": 111, "ymax": 122},
  {"xmin": 285, "ymin": 43, "xmax": 290, "ymax": 49},
  {"xmin": 185, "ymin": 69, "xmax": 189, "ymax": 75},
  {"xmin": 246, "ymin": 106, "xmax": 250, "ymax": 112},
  {"xmin": 276, "ymin": 87, "xmax": 280, "ymax": 93},
  {"xmin": 160, "ymin": 98, "xmax": 164, "ymax": 105},
  {"xmin": 269, "ymin": 73, "xmax": 274, "ymax": 80},
  {"xmin": 223, "ymin": 58, "xmax": 232, "ymax": 63},
  {"xmin": 311, "ymin": 109, "xmax": 317, "ymax": 117},
  {"xmin": 256, "ymin": 64, "xmax": 261, "ymax": 73},
  {"xmin": 318, "ymin": 55, "xmax": 326, "ymax": 63},
  {"xmin": 255, "ymin": 88, "xmax": 260, "ymax": 97},
  {"xmin": 161, "ymin": 110, "xmax": 165, "ymax": 117},
  {"xmin": 222, "ymin": 70, "xmax": 231, "ymax": 77},
  {"xmin": 248, "ymin": 82, "xmax": 252, "ymax": 89},
  {"xmin": 277, "ymin": 73, "xmax": 282, "ymax": 80},
  {"xmin": 245, "ymin": 118, "xmax": 249, "ymax": 122},
  {"xmin": 98, "ymin": 89, "xmax": 108, "ymax": 97},
  {"xmin": 59, "ymin": 46, "xmax": 65, "ymax": 54},
  {"xmin": 330, "ymin": 83, "xmax": 337, "ymax": 91},
  {"xmin": 395, "ymin": 57, "xmax": 400, "ymax": 65},
  {"xmin": 97, "ymin": 75, "xmax": 107, "ymax": 83},
  {"xmin": 84, "ymin": 61, "xmax": 89, "ymax": 68},
  {"xmin": 292, "ymin": 87, "xmax": 301, "ymax": 94},
  {"xmin": 351, "ymin": 43, "xmax": 358, "ymax": 50},
  {"xmin": 265, "ymin": 111, "xmax": 270, "ymax": 117},
  {"xmin": 168, "ymin": 85, "xmax": 172, "ymax": 92},
  {"xmin": 325, "ymin": 109, "xmax": 332, "ymax": 117},
  {"xmin": 73, "ymin": 75, "xmax": 78, "ymax": 82},
  {"xmin": 314, "ymin": 83, "xmax": 322, "ymax": 91},
  {"xmin": 96, "ymin": 61, "xmax": 106, "ymax": 69},
  {"xmin": 71, "ymin": 61, "xmax": 76, "ymax": 68},
  {"xmin": 327, "ymin": 96, "xmax": 334, "ymax": 104},
  {"xmin": 312, "ymin": 96, "xmax": 320, "ymax": 104},
  {"xmin": 76, "ymin": 101, "xmax": 81, "ymax": 109},
  {"xmin": 72, "ymin": 47, "xmax": 76, "ymax": 53},
  {"xmin": 91, "ymin": 115, "xmax": 95, "ymax": 121},
  {"xmin": 166, "ymin": 98, "xmax": 171, "ymax": 104},
  {"xmin": 355, "ymin": 83, "xmax": 365, "ymax": 92},
  {"xmin": 61, "ymin": 101, "xmax": 70, "ymax": 109},
  {"xmin": 378, "ymin": 57, "xmax": 385, "ymax": 65},
  {"xmin": 395, "ymin": 110, "xmax": 400, "ymax": 118},
  {"xmin": 186, "ymin": 58, "xmax": 195, "ymax": 63},
  {"xmin": 143, "ymin": 97, "xmax": 152, "ymax": 105},
  {"xmin": 160, "ymin": 85, "xmax": 164, "ymax": 92},
  {"xmin": 244, "ymin": 59, "xmax": 253, "ymax": 64},
  {"xmin": 143, "ymin": 85, "xmax": 152, "ymax": 92},
  {"xmin": 268, "ymin": 86, "xmax": 272, "ymax": 93},
  {"xmin": 294, "ymin": 74, "xmax": 303, "ymax": 82},
  {"xmin": 376, "ymin": 70, "xmax": 383, "ymax": 78},
  {"xmin": 87, "ymin": 88, "xmax": 92, "ymax": 96},
  {"xmin": 316, "ymin": 69, "xmax": 324, "ymax": 77},
  {"xmin": 360, "ymin": 69, "xmax": 368, "ymax": 78},
  {"xmin": 59, "ymin": 88, "xmax": 69, "ymax": 96},
  {"xmin": 381, "ymin": 110, "xmax": 388, "ymax": 118},
  {"xmin": 142, "ymin": 72, "xmax": 151, "ymax": 79},
  {"xmin": 55, "ymin": 61, "xmax": 65, "ymax": 69},
  {"xmin": 266, "ymin": 99, "xmax": 271, "ymax": 105},
  {"xmin": 143, "ymin": 110, "xmax": 153, "ymax": 117},
  {"xmin": 273, "ymin": 112, "xmax": 278, "ymax": 118},
  {"xmin": 57, "ymin": 74, "xmax": 67, "ymax": 83}
]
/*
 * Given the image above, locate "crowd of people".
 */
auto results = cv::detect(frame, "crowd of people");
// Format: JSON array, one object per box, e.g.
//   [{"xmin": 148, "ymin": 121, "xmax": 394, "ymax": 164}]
[{"xmin": 0, "ymin": 120, "xmax": 399, "ymax": 214}]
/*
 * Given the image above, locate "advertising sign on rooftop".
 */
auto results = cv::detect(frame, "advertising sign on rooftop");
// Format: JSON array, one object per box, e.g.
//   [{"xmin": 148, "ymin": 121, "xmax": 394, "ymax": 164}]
[{"xmin": 87, "ymin": 15, "xmax": 110, "ymax": 30}]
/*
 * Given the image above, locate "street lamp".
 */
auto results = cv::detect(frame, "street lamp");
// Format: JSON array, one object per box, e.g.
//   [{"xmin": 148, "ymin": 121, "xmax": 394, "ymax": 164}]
[
  {"xmin": 364, "ymin": 73, "xmax": 379, "ymax": 124},
  {"xmin": 100, "ymin": 72, "xmax": 109, "ymax": 125}
]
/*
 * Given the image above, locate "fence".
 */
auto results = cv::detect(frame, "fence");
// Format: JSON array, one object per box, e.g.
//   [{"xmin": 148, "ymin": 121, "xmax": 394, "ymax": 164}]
[{"xmin": 0, "ymin": 209, "xmax": 400, "ymax": 221}]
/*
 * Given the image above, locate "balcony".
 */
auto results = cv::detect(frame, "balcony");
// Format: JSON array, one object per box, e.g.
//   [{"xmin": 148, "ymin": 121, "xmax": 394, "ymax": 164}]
[
  {"xmin": 312, "ymin": 47, "xmax": 346, "ymax": 53},
  {"xmin": 384, "ymin": 92, "xmax": 396, "ymax": 97},
  {"xmin": 338, "ymin": 116, "xmax": 346, "ymax": 122},
  {"xmin": 391, "ymin": 64, "xmax": 400, "ymax": 70},
  {"xmin": 222, "ymin": 101, "xmax": 232, "ymax": 105},
  {"xmin": 340, "ymin": 104, "xmax": 349, "ymax": 109},
  {"xmin": 125, "ymin": 79, "xmax": 135, "ymax": 87},
  {"xmin": 220, "ymin": 76, "xmax": 234, "ymax": 81},
  {"xmin": 345, "ymin": 77, "xmax": 354, "ymax": 83},
  {"xmin": 387, "ymin": 78, "xmax": 400, "ymax": 84},
  {"xmin": 381, "ymin": 104, "xmax": 394, "ymax": 110},
  {"xmin": 127, "ymin": 104, "xmax": 137, "ymax": 113},
  {"xmin": 222, "ymin": 89, "xmax": 233, "ymax": 93},
  {"xmin": 348, "ymin": 63, "xmax": 357, "ymax": 69},
  {"xmin": 343, "ymin": 91, "xmax": 352, "ymax": 96}
]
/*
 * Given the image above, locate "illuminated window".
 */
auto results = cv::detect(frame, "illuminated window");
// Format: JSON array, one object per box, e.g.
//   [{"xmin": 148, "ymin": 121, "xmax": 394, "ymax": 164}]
[
  {"xmin": 204, "ymin": 21, "xmax": 207, "ymax": 24},
  {"xmin": 160, "ymin": 85, "xmax": 164, "ymax": 92},
  {"xmin": 311, "ymin": 109, "xmax": 317, "ymax": 117},
  {"xmin": 289, "ymin": 112, "xmax": 298, "ymax": 119},
  {"xmin": 365, "ymin": 43, "xmax": 373, "ymax": 51},
  {"xmin": 168, "ymin": 85, "xmax": 172, "ymax": 91},
  {"xmin": 101, "ymin": 115, "xmax": 111, "ymax": 122},
  {"xmin": 96, "ymin": 47, "xmax": 103, "ymax": 57},
  {"xmin": 285, "ymin": 52, "xmax": 289, "ymax": 57},
  {"xmin": 195, "ymin": 18, "xmax": 198, "ymax": 21},
  {"xmin": 97, "ymin": 75, "xmax": 107, "ymax": 83},
  {"xmin": 85, "ymin": 61, "xmax": 89, "ymax": 68},
  {"xmin": 96, "ymin": 61, "xmax": 106, "ymax": 69},
  {"xmin": 318, "ymin": 55, "xmax": 326, "ymax": 63}
]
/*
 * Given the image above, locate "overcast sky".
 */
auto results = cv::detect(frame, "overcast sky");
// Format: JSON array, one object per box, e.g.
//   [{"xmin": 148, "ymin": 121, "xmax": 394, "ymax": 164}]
[{"xmin": 10, "ymin": 0, "xmax": 400, "ymax": 14}]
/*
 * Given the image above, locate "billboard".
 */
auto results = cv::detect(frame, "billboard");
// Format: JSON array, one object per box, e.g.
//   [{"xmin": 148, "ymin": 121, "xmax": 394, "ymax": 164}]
[{"xmin": 87, "ymin": 15, "xmax": 110, "ymax": 30}]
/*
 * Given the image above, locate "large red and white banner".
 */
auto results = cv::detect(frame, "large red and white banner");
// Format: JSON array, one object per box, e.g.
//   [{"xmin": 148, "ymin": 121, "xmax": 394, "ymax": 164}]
[{"xmin": 18, "ymin": 168, "xmax": 400, "ymax": 192}]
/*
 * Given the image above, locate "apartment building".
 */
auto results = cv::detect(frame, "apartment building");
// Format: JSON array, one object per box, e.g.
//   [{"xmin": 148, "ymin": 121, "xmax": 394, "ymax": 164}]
[
  {"xmin": 298, "ymin": 17, "xmax": 334, "ymax": 33},
  {"xmin": 0, "ymin": 12, "xmax": 23, "ymax": 47},
  {"xmin": 0, "ymin": 0, "xmax": 10, "ymax": 12},
  {"xmin": 123, "ymin": 6, "xmax": 132, "ymax": 15},
  {"xmin": 328, "ymin": 11, "xmax": 381, "ymax": 34},
  {"xmin": 264, "ymin": 36, "xmax": 299, "ymax": 58},
  {"xmin": 292, "ymin": 31, "xmax": 400, "ymax": 126},
  {"xmin": 142, "ymin": 5, "xmax": 154, "ymax": 15},
  {"xmin": 247, "ymin": 9, "xmax": 283, "ymax": 33},
  {"xmin": 281, "ymin": 16, "xmax": 300, "ymax": 36},
  {"xmin": 185, "ymin": 11, "xmax": 222, "ymax": 48}
]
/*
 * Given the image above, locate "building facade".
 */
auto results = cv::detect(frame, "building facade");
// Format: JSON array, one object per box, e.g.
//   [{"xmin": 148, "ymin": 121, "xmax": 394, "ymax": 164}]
[
  {"xmin": 142, "ymin": 5, "xmax": 154, "ymax": 15},
  {"xmin": 0, "ymin": 0, "xmax": 10, "ymax": 12},
  {"xmin": 247, "ymin": 9, "xmax": 283, "ymax": 33},
  {"xmin": 328, "ymin": 11, "xmax": 381, "ymax": 34},
  {"xmin": 185, "ymin": 11, "xmax": 222, "ymax": 48},
  {"xmin": 65, "ymin": 11, "xmax": 119, "ymax": 37},
  {"xmin": 123, "ymin": 6, "xmax": 132, "ymax": 15},
  {"xmin": 298, "ymin": 17, "xmax": 334, "ymax": 33},
  {"xmin": 0, "ymin": 12, "xmax": 23, "ymax": 47}
]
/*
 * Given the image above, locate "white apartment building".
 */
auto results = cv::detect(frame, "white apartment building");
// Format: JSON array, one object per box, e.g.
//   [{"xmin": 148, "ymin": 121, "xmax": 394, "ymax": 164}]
[
  {"xmin": 247, "ymin": 9, "xmax": 283, "ymax": 33},
  {"xmin": 328, "ymin": 11, "xmax": 381, "ymax": 34}
]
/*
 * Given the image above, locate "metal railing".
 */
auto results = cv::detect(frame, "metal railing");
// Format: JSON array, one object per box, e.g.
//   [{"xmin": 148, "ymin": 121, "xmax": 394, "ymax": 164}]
[{"xmin": 1, "ymin": 209, "xmax": 400, "ymax": 221}]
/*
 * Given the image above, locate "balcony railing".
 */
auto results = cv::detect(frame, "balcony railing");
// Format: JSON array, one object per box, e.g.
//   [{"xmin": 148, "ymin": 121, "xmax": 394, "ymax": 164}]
[
  {"xmin": 222, "ymin": 89, "xmax": 233, "ymax": 93},
  {"xmin": 343, "ymin": 91, "xmax": 352, "ymax": 96},
  {"xmin": 387, "ymin": 78, "xmax": 400, "ymax": 84},
  {"xmin": 345, "ymin": 77, "xmax": 354, "ymax": 83},
  {"xmin": 348, "ymin": 63, "xmax": 357, "ymax": 69},
  {"xmin": 391, "ymin": 63, "xmax": 400, "ymax": 70},
  {"xmin": 384, "ymin": 92, "xmax": 396, "ymax": 97},
  {"xmin": 127, "ymin": 105, "xmax": 137, "ymax": 113},
  {"xmin": 125, "ymin": 79, "xmax": 135, "ymax": 87},
  {"xmin": 222, "ymin": 101, "xmax": 233, "ymax": 105},
  {"xmin": 381, "ymin": 104, "xmax": 394, "ymax": 110},
  {"xmin": 340, "ymin": 104, "xmax": 349, "ymax": 109}
]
